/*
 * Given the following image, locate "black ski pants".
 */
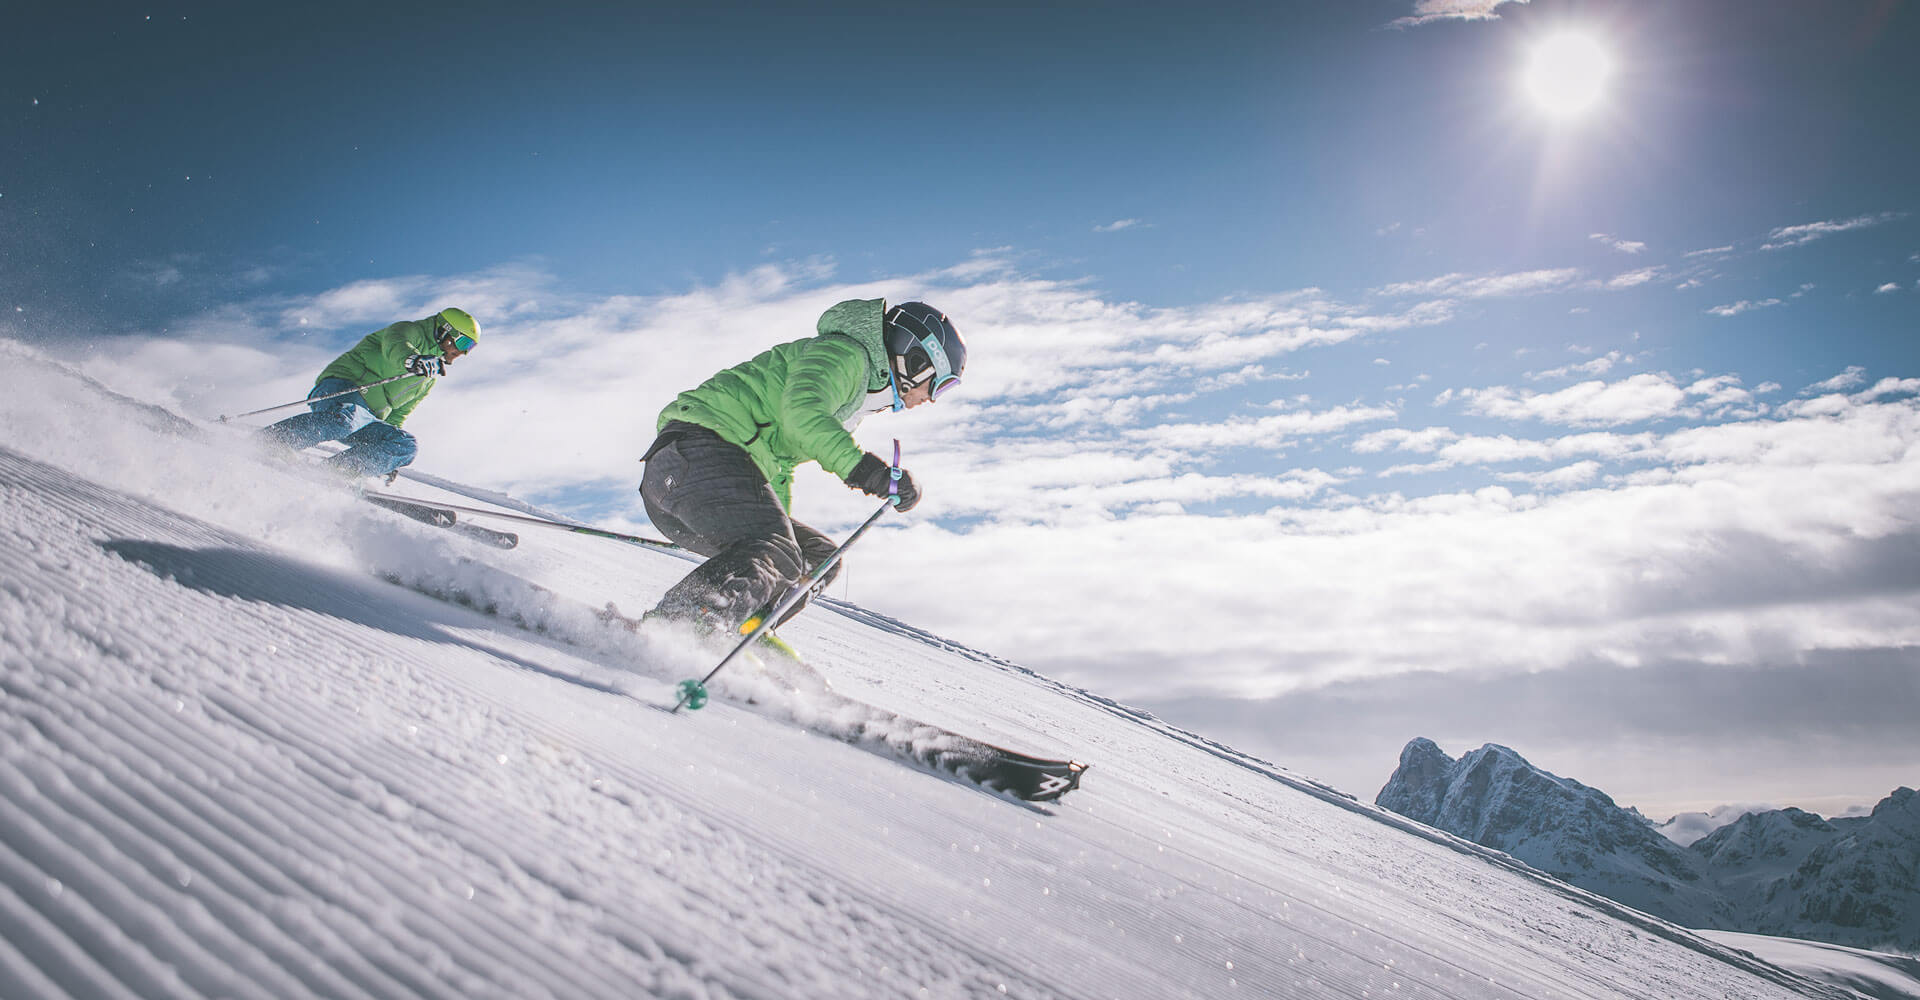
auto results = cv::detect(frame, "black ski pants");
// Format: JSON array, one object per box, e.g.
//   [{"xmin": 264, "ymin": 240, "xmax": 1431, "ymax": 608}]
[{"xmin": 639, "ymin": 421, "xmax": 840, "ymax": 630}]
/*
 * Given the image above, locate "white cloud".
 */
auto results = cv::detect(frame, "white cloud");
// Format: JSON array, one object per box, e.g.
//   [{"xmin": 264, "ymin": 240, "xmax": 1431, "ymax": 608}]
[
  {"xmin": 1857, "ymin": 377, "xmax": 1920, "ymax": 402},
  {"xmin": 1805, "ymin": 367, "xmax": 1868, "ymax": 395},
  {"xmin": 1353, "ymin": 426, "xmax": 1459, "ymax": 454},
  {"xmin": 1128, "ymin": 402, "xmax": 1399, "ymax": 452},
  {"xmin": 1685, "ymin": 245, "xmax": 1735, "ymax": 258},
  {"xmin": 1390, "ymin": 0, "xmax": 1529, "ymax": 27},
  {"xmin": 1093, "ymin": 219, "xmax": 1144, "ymax": 233},
  {"xmin": 1449, "ymin": 373, "xmax": 1693, "ymax": 426},
  {"xmin": 1440, "ymin": 373, "xmax": 1770, "ymax": 429},
  {"xmin": 1706, "ymin": 298, "xmax": 1782, "ymax": 317},
  {"xmin": 1760, "ymin": 211, "xmax": 1904, "ymax": 251},
  {"xmin": 1191, "ymin": 365, "xmax": 1306, "ymax": 393},
  {"xmin": 1605, "ymin": 267, "xmax": 1663, "ymax": 289},
  {"xmin": 1590, "ymin": 233, "xmax": 1647, "ymax": 254},
  {"xmin": 1875, "ymin": 282, "xmax": 1901, "ymax": 294},
  {"xmin": 1528, "ymin": 352, "xmax": 1623, "ymax": 381},
  {"xmin": 1420, "ymin": 430, "xmax": 1661, "ymax": 470},
  {"xmin": 1685, "ymin": 375, "xmax": 1760, "ymax": 412},
  {"xmin": 1374, "ymin": 268, "xmax": 1582, "ymax": 300},
  {"xmin": 1858, "ymin": 378, "xmax": 1920, "ymax": 401},
  {"xmin": 1496, "ymin": 461, "xmax": 1603, "ymax": 489}
]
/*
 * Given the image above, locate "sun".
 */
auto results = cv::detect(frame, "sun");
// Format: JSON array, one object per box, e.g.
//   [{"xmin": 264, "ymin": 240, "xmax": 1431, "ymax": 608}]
[{"xmin": 1523, "ymin": 32, "xmax": 1614, "ymax": 118}]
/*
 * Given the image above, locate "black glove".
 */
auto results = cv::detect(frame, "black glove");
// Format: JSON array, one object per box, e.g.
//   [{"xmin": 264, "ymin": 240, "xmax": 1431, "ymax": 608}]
[
  {"xmin": 847, "ymin": 451, "xmax": 921, "ymax": 512},
  {"xmin": 404, "ymin": 354, "xmax": 444, "ymax": 378}
]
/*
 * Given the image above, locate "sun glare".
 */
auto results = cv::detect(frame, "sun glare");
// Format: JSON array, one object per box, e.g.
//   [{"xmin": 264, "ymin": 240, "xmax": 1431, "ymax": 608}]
[{"xmin": 1523, "ymin": 32, "xmax": 1613, "ymax": 118}]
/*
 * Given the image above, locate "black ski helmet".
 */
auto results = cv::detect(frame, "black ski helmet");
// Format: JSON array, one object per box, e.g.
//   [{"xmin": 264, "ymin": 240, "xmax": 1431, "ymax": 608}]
[{"xmin": 882, "ymin": 301, "xmax": 966, "ymax": 396}]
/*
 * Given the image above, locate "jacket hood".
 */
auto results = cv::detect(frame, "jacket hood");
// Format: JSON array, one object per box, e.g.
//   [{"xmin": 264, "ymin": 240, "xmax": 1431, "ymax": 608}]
[{"xmin": 814, "ymin": 298, "xmax": 892, "ymax": 393}]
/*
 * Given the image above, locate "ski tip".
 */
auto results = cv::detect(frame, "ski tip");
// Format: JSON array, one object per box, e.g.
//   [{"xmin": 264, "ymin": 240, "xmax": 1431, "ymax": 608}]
[{"xmin": 1005, "ymin": 759, "xmax": 1088, "ymax": 803}]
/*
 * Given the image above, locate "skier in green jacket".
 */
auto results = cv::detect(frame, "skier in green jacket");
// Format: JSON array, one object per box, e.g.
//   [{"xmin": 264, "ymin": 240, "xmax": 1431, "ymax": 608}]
[
  {"xmin": 638, "ymin": 298, "xmax": 966, "ymax": 638},
  {"xmin": 260, "ymin": 308, "xmax": 480, "ymax": 480}
]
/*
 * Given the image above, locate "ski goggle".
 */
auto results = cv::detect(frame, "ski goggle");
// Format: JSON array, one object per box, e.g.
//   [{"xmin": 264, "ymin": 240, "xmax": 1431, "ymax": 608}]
[
  {"xmin": 897, "ymin": 334, "xmax": 960, "ymax": 400},
  {"xmin": 437, "ymin": 320, "xmax": 476, "ymax": 352}
]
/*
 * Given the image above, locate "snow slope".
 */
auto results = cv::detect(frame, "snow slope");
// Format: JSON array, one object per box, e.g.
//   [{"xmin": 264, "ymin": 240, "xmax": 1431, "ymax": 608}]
[
  {"xmin": 0, "ymin": 340, "xmax": 1853, "ymax": 998},
  {"xmin": 1701, "ymin": 932, "xmax": 1920, "ymax": 1000}
]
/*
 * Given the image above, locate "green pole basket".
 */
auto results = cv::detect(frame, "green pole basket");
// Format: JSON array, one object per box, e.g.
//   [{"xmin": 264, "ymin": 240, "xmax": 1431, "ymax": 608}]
[{"xmin": 674, "ymin": 679, "xmax": 709, "ymax": 711}]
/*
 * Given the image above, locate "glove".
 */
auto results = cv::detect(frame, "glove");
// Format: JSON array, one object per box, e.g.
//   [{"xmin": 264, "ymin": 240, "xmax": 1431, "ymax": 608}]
[
  {"xmin": 404, "ymin": 354, "xmax": 444, "ymax": 378},
  {"xmin": 847, "ymin": 451, "xmax": 921, "ymax": 512}
]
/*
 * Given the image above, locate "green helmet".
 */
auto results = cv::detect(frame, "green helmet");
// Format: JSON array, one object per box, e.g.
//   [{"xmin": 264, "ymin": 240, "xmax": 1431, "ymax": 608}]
[{"xmin": 437, "ymin": 307, "xmax": 480, "ymax": 345}]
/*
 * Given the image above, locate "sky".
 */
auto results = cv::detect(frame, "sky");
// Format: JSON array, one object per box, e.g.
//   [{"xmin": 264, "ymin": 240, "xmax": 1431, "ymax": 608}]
[{"xmin": 4, "ymin": 0, "xmax": 1918, "ymax": 817}]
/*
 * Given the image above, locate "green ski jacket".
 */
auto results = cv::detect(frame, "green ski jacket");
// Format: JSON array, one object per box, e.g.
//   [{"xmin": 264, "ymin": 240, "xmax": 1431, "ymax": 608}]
[
  {"xmin": 316, "ymin": 317, "xmax": 448, "ymax": 427},
  {"xmin": 656, "ymin": 298, "xmax": 893, "ymax": 510}
]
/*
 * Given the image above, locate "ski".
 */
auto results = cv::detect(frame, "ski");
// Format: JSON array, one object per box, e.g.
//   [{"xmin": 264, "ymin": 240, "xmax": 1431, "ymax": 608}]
[
  {"xmin": 626, "ymin": 613, "xmax": 1090, "ymax": 801},
  {"xmin": 373, "ymin": 557, "xmax": 1089, "ymax": 802},
  {"xmin": 893, "ymin": 730, "xmax": 1088, "ymax": 802},
  {"xmin": 362, "ymin": 493, "xmax": 519, "ymax": 549}
]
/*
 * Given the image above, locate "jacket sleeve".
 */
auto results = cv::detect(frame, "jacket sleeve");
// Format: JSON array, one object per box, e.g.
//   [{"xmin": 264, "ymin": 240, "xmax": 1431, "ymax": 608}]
[
  {"xmin": 361, "ymin": 322, "xmax": 437, "ymax": 418},
  {"xmin": 778, "ymin": 335, "xmax": 870, "ymax": 479}
]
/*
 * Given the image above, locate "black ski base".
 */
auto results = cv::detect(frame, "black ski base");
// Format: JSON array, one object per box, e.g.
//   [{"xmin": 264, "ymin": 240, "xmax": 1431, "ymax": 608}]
[
  {"xmin": 906, "ymin": 734, "xmax": 1087, "ymax": 802},
  {"xmin": 363, "ymin": 494, "xmax": 519, "ymax": 549}
]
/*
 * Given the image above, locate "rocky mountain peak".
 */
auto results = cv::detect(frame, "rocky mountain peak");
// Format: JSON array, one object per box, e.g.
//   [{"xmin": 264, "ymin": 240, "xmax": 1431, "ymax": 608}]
[
  {"xmin": 1376, "ymin": 740, "xmax": 1920, "ymax": 952},
  {"xmin": 1376, "ymin": 738, "xmax": 1724, "ymax": 926}
]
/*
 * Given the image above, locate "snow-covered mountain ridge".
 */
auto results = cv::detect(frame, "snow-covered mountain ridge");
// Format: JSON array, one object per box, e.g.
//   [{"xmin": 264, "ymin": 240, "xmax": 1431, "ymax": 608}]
[
  {"xmin": 1378, "ymin": 738, "xmax": 1920, "ymax": 955},
  {"xmin": 0, "ymin": 338, "xmax": 1881, "ymax": 998}
]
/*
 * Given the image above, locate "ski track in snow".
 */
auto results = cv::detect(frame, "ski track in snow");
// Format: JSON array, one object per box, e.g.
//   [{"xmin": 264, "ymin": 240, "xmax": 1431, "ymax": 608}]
[{"xmin": 0, "ymin": 342, "xmax": 1867, "ymax": 999}]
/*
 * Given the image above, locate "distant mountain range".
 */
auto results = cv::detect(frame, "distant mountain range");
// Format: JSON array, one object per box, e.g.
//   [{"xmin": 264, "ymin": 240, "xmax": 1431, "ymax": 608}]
[{"xmin": 1377, "ymin": 738, "xmax": 1919, "ymax": 953}]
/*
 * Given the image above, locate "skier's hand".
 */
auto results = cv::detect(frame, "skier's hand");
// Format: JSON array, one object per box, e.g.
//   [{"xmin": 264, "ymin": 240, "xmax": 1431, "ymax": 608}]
[
  {"xmin": 849, "ymin": 451, "xmax": 922, "ymax": 512},
  {"xmin": 404, "ymin": 354, "xmax": 444, "ymax": 378},
  {"xmin": 890, "ymin": 468, "xmax": 921, "ymax": 511}
]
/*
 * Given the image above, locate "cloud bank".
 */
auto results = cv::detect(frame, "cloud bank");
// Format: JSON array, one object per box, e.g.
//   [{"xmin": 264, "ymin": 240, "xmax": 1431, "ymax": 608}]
[{"xmin": 1390, "ymin": 0, "xmax": 1532, "ymax": 28}]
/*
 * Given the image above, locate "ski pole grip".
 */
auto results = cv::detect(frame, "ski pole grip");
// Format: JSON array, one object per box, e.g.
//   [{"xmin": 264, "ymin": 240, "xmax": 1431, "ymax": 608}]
[{"xmin": 889, "ymin": 439, "xmax": 902, "ymax": 503}]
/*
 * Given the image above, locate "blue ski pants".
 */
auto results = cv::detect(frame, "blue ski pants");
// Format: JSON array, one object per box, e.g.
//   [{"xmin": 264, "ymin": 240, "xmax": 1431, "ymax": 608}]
[{"xmin": 260, "ymin": 378, "xmax": 418, "ymax": 479}]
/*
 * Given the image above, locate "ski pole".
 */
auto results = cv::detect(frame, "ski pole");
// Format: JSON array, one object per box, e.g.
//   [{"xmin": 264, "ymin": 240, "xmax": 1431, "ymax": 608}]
[
  {"xmin": 360, "ymin": 491, "xmax": 683, "ymax": 552},
  {"xmin": 218, "ymin": 372, "xmax": 422, "ymax": 423},
  {"xmin": 672, "ymin": 440, "xmax": 903, "ymax": 713}
]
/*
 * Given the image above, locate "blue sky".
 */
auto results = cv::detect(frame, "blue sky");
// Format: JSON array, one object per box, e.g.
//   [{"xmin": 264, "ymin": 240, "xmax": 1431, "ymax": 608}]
[{"xmin": 5, "ymin": 0, "xmax": 1918, "ymax": 815}]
